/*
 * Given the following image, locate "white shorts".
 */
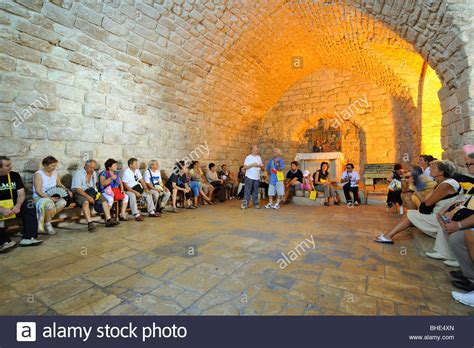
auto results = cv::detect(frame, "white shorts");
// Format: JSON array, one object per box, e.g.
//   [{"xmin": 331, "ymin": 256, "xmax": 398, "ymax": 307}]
[
  {"xmin": 102, "ymin": 192, "xmax": 129, "ymax": 206},
  {"xmin": 268, "ymin": 181, "xmax": 285, "ymax": 196}
]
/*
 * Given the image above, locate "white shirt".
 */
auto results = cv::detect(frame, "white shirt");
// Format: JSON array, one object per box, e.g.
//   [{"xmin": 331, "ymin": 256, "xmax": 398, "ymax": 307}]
[
  {"xmin": 71, "ymin": 169, "xmax": 98, "ymax": 191},
  {"xmin": 122, "ymin": 168, "xmax": 142, "ymax": 188},
  {"xmin": 342, "ymin": 170, "xmax": 360, "ymax": 187},
  {"xmin": 32, "ymin": 169, "xmax": 57, "ymax": 198},
  {"xmin": 244, "ymin": 154, "xmax": 263, "ymax": 180},
  {"xmin": 424, "ymin": 166, "xmax": 433, "ymax": 179},
  {"xmin": 143, "ymin": 169, "xmax": 163, "ymax": 187}
]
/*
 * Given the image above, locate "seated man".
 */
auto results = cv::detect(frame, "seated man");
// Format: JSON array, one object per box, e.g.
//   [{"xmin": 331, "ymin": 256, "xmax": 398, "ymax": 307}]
[
  {"xmin": 206, "ymin": 163, "xmax": 225, "ymax": 202},
  {"xmin": 165, "ymin": 161, "xmax": 193, "ymax": 212},
  {"xmin": 122, "ymin": 158, "xmax": 159, "ymax": 221},
  {"xmin": 143, "ymin": 160, "xmax": 170, "ymax": 214},
  {"xmin": 284, "ymin": 161, "xmax": 303, "ymax": 203},
  {"xmin": 0, "ymin": 156, "xmax": 42, "ymax": 252},
  {"xmin": 71, "ymin": 159, "xmax": 119, "ymax": 232},
  {"xmin": 341, "ymin": 163, "xmax": 361, "ymax": 206}
]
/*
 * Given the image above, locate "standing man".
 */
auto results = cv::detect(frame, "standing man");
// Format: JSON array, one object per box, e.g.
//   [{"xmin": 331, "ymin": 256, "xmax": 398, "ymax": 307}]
[
  {"xmin": 341, "ymin": 163, "xmax": 361, "ymax": 206},
  {"xmin": 0, "ymin": 156, "xmax": 42, "ymax": 252},
  {"xmin": 122, "ymin": 158, "xmax": 159, "ymax": 221},
  {"xmin": 71, "ymin": 159, "xmax": 119, "ymax": 232},
  {"xmin": 242, "ymin": 145, "xmax": 264, "ymax": 209},
  {"xmin": 266, "ymin": 148, "xmax": 285, "ymax": 209}
]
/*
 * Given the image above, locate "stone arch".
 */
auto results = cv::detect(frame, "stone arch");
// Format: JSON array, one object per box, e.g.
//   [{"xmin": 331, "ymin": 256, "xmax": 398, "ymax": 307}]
[{"xmin": 0, "ymin": 0, "xmax": 472, "ymax": 178}]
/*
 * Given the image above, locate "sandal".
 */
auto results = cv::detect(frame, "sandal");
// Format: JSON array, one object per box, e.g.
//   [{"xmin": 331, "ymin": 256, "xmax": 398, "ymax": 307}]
[{"xmin": 119, "ymin": 215, "xmax": 129, "ymax": 221}]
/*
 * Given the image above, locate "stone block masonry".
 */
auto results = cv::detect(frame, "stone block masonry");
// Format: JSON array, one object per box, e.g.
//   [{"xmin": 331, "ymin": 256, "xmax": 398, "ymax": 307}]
[{"xmin": 0, "ymin": 0, "xmax": 472, "ymax": 183}]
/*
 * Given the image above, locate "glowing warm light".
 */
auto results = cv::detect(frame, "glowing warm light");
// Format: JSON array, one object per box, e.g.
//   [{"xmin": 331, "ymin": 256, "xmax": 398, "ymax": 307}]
[{"xmin": 421, "ymin": 65, "xmax": 443, "ymax": 158}]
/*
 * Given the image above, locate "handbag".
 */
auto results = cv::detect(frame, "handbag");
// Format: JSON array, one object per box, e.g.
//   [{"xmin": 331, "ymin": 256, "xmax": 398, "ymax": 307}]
[
  {"xmin": 0, "ymin": 173, "xmax": 16, "ymax": 221},
  {"xmin": 132, "ymin": 184, "xmax": 144, "ymax": 194},
  {"xmin": 111, "ymin": 187, "xmax": 125, "ymax": 202},
  {"xmin": 277, "ymin": 171, "xmax": 284, "ymax": 182},
  {"xmin": 309, "ymin": 183, "xmax": 317, "ymax": 201}
]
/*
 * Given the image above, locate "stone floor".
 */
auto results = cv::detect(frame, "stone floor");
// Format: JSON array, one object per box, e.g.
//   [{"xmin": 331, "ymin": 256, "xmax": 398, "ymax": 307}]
[{"xmin": 0, "ymin": 201, "xmax": 473, "ymax": 316}]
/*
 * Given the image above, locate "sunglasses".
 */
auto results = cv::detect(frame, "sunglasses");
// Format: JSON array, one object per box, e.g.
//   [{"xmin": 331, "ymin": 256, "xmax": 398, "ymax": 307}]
[{"xmin": 466, "ymin": 163, "xmax": 474, "ymax": 167}]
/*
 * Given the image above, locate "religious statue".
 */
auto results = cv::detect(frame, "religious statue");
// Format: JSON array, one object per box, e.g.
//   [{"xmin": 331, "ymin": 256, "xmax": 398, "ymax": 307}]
[{"xmin": 305, "ymin": 118, "xmax": 342, "ymax": 152}]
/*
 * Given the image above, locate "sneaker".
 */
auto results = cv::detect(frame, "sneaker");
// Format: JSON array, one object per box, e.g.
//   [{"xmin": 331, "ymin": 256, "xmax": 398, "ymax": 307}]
[
  {"xmin": 452, "ymin": 291, "xmax": 474, "ymax": 307},
  {"xmin": 19, "ymin": 238, "xmax": 43, "ymax": 247},
  {"xmin": 265, "ymin": 203, "xmax": 273, "ymax": 209},
  {"xmin": 374, "ymin": 234, "xmax": 394, "ymax": 244},
  {"xmin": 254, "ymin": 204, "xmax": 261, "ymax": 209},
  {"xmin": 241, "ymin": 202, "xmax": 247, "ymax": 210},
  {"xmin": 0, "ymin": 240, "xmax": 17, "ymax": 253},
  {"xmin": 354, "ymin": 202, "xmax": 360, "ymax": 206},
  {"xmin": 425, "ymin": 251, "xmax": 446, "ymax": 260},
  {"xmin": 272, "ymin": 203, "xmax": 280, "ymax": 209},
  {"xmin": 45, "ymin": 223, "xmax": 56, "ymax": 235},
  {"xmin": 443, "ymin": 259, "xmax": 460, "ymax": 268}
]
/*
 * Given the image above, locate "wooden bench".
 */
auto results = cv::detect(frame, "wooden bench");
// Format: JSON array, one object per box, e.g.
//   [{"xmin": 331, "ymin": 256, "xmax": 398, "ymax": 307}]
[
  {"xmin": 363, "ymin": 163, "xmax": 396, "ymax": 188},
  {"xmin": 2, "ymin": 199, "xmax": 136, "ymax": 234}
]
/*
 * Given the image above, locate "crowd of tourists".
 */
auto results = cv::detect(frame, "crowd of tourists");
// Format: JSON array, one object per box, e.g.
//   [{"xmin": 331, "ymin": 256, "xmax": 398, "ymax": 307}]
[{"xmin": 0, "ymin": 143, "xmax": 473, "ymax": 307}]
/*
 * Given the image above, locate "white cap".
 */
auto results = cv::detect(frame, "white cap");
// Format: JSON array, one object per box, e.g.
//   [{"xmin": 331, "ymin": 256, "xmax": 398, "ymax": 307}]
[{"xmin": 303, "ymin": 170, "xmax": 310, "ymax": 176}]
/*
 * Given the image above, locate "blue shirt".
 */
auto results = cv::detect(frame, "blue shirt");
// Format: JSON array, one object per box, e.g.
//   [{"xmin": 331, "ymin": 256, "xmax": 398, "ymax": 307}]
[{"xmin": 266, "ymin": 157, "xmax": 284, "ymax": 185}]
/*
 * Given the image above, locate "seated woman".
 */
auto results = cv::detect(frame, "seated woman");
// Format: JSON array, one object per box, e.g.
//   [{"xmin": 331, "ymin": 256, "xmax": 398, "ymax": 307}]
[
  {"xmin": 419, "ymin": 154, "xmax": 436, "ymax": 179},
  {"xmin": 165, "ymin": 161, "xmax": 194, "ymax": 212},
  {"xmin": 32, "ymin": 156, "xmax": 73, "ymax": 235},
  {"xmin": 401, "ymin": 166, "xmax": 437, "ymax": 210},
  {"xmin": 313, "ymin": 161, "xmax": 339, "ymax": 206},
  {"xmin": 206, "ymin": 163, "xmax": 225, "ymax": 202},
  {"xmin": 374, "ymin": 160, "xmax": 462, "ymax": 262},
  {"xmin": 386, "ymin": 164, "xmax": 404, "ymax": 213},
  {"xmin": 189, "ymin": 161, "xmax": 212, "ymax": 206},
  {"xmin": 219, "ymin": 164, "xmax": 235, "ymax": 200},
  {"xmin": 236, "ymin": 166, "xmax": 245, "ymax": 199},
  {"xmin": 99, "ymin": 158, "xmax": 129, "ymax": 221},
  {"xmin": 259, "ymin": 170, "xmax": 269, "ymax": 200}
]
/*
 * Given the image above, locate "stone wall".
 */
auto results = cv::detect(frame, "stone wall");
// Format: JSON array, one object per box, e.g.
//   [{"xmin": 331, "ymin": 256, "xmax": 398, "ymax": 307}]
[
  {"xmin": 258, "ymin": 69, "xmax": 418, "ymax": 173},
  {"xmin": 0, "ymin": 0, "xmax": 472, "ymax": 184}
]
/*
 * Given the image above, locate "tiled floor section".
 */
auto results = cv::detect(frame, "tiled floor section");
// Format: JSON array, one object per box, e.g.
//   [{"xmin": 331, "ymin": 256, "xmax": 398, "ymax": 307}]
[{"xmin": 1, "ymin": 201, "xmax": 473, "ymax": 316}]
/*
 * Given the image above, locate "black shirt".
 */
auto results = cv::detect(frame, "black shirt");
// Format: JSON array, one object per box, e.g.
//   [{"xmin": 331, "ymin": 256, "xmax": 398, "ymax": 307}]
[
  {"xmin": 165, "ymin": 173, "xmax": 188, "ymax": 190},
  {"xmin": 286, "ymin": 169, "xmax": 303, "ymax": 183},
  {"xmin": 0, "ymin": 171, "xmax": 24, "ymax": 204},
  {"xmin": 314, "ymin": 170, "xmax": 330, "ymax": 183}
]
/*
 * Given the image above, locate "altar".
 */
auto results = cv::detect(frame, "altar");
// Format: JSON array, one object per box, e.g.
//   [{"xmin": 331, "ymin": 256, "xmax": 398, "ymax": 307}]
[{"xmin": 295, "ymin": 152, "xmax": 345, "ymax": 179}]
